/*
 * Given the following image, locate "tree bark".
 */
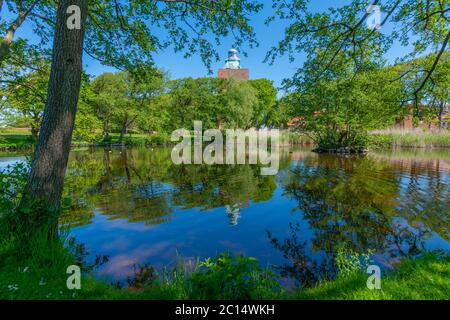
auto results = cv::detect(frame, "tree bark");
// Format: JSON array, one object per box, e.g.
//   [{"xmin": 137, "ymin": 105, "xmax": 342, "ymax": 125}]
[
  {"xmin": 118, "ymin": 113, "xmax": 137, "ymax": 145},
  {"xmin": 103, "ymin": 118, "xmax": 110, "ymax": 140},
  {"xmin": 20, "ymin": 0, "xmax": 88, "ymax": 218},
  {"xmin": 118, "ymin": 113, "xmax": 129, "ymax": 145}
]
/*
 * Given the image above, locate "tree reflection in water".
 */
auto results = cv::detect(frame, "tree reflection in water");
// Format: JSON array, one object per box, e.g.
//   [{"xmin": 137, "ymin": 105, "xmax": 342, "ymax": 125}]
[
  {"xmin": 62, "ymin": 147, "xmax": 280, "ymax": 226},
  {"xmin": 267, "ymin": 222, "xmax": 333, "ymax": 288},
  {"xmin": 57, "ymin": 147, "xmax": 449, "ymax": 285},
  {"xmin": 268, "ymin": 154, "xmax": 448, "ymax": 287}
]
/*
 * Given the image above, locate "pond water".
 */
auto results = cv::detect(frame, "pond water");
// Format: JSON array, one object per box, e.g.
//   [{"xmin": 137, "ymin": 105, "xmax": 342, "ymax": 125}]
[{"xmin": 1, "ymin": 147, "xmax": 449, "ymax": 287}]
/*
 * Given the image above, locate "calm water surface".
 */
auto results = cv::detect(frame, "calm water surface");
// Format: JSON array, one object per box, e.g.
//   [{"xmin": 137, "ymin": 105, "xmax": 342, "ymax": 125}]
[{"xmin": 1, "ymin": 147, "xmax": 449, "ymax": 286}]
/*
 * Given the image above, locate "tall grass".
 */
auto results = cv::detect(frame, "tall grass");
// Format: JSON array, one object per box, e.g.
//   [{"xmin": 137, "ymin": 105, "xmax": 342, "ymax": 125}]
[
  {"xmin": 370, "ymin": 128, "xmax": 450, "ymax": 149},
  {"xmin": 280, "ymin": 128, "xmax": 450, "ymax": 149}
]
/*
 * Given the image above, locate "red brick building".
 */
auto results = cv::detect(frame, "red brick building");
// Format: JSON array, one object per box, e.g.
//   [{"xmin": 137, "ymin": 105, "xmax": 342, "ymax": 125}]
[
  {"xmin": 218, "ymin": 48, "xmax": 249, "ymax": 80},
  {"xmin": 218, "ymin": 68, "xmax": 249, "ymax": 80},
  {"xmin": 394, "ymin": 104, "xmax": 450, "ymax": 130}
]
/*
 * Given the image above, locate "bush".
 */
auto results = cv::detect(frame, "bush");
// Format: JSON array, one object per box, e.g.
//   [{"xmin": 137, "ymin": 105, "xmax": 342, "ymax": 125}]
[
  {"xmin": 368, "ymin": 134, "xmax": 394, "ymax": 150},
  {"xmin": 189, "ymin": 253, "xmax": 281, "ymax": 299},
  {"xmin": 314, "ymin": 128, "xmax": 370, "ymax": 149},
  {"xmin": 143, "ymin": 133, "xmax": 171, "ymax": 147},
  {"xmin": 334, "ymin": 246, "xmax": 373, "ymax": 278},
  {"xmin": 0, "ymin": 162, "xmax": 29, "ymax": 220}
]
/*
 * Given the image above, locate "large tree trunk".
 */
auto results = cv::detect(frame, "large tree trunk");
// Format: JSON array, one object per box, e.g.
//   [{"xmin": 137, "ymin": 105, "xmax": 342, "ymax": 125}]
[
  {"xmin": 118, "ymin": 113, "xmax": 137, "ymax": 145},
  {"xmin": 103, "ymin": 118, "xmax": 111, "ymax": 140},
  {"xmin": 118, "ymin": 113, "xmax": 129, "ymax": 145},
  {"xmin": 19, "ymin": 0, "xmax": 88, "ymax": 225}
]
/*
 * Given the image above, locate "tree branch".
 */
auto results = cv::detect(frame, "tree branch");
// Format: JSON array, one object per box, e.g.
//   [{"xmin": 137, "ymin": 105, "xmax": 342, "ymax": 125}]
[
  {"xmin": 413, "ymin": 29, "xmax": 450, "ymax": 97},
  {"xmin": 0, "ymin": 0, "xmax": 40, "ymax": 63}
]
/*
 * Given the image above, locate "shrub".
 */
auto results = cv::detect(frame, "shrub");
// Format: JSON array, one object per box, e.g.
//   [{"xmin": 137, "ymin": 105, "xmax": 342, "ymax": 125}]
[
  {"xmin": 144, "ymin": 133, "xmax": 171, "ymax": 147},
  {"xmin": 368, "ymin": 134, "xmax": 394, "ymax": 150},
  {"xmin": 334, "ymin": 246, "xmax": 373, "ymax": 278},
  {"xmin": 0, "ymin": 162, "xmax": 29, "ymax": 220},
  {"xmin": 188, "ymin": 253, "xmax": 281, "ymax": 299}
]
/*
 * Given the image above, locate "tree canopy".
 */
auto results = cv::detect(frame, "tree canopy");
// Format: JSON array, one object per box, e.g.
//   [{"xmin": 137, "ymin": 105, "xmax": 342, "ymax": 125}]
[
  {"xmin": 266, "ymin": 0, "xmax": 449, "ymax": 102},
  {"xmin": 1, "ymin": 0, "xmax": 263, "ymax": 70}
]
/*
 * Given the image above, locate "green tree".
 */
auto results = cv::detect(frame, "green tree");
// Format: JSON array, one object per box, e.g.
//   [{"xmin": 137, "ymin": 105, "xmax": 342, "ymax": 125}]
[
  {"xmin": 166, "ymin": 77, "xmax": 260, "ymax": 131},
  {"xmin": 267, "ymin": 0, "xmax": 449, "ymax": 100},
  {"xmin": 0, "ymin": 48, "xmax": 103, "ymax": 144},
  {"xmin": 73, "ymin": 74, "xmax": 102, "ymax": 143},
  {"xmin": 17, "ymin": 0, "xmax": 262, "ymax": 225},
  {"xmin": 291, "ymin": 66, "xmax": 404, "ymax": 148},
  {"xmin": 166, "ymin": 77, "xmax": 222, "ymax": 131},
  {"xmin": 126, "ymin": 67, "xmax": 167, "ymax": 136},
  {"xmin": 429, "ymin": 53, "xmax": 450, "ymax": 128},
  {"xmin": 137, "ymin": 94, "xmax": 171, "ymax": 135},
  {"xmin": 248, "ymin": 78, "xmax": 277, "ymax": 128},
  {"xmin": 91, "ymin": 72, "xmax": 128, "ymax": 141},
  {"xmin": 90, "ymin": 68, "xmax": 165, "ymax": 143},
  {"xmin": 0, "ymin": 66, "xmax": 48, "ymax": 140},
  {"xmin": 398, "ymin": 51, "xmax": 450, "ymax": 127},
  {"xmin": 265, "ymin": 93, "xmax": 298, "ymax": 128},
  {"xmin": 219, "ymin": 77, "xmax": 258, "ymax": 129},
  {"xmin": 0, "ymin": 42, "xmax": 50, "ymax": 140}
]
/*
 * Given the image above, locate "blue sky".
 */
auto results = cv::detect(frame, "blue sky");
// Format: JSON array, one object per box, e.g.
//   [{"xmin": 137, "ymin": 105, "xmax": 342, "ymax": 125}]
[{"xmin": 2, "ymin": 1, "xmax": 413, "ymax": 89}]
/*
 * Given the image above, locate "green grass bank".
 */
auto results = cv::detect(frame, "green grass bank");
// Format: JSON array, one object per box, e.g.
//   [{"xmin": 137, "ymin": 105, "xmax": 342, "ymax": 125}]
[{"xmin": 0, "ymin": 229, "xmax": 448, "ymax": 300}]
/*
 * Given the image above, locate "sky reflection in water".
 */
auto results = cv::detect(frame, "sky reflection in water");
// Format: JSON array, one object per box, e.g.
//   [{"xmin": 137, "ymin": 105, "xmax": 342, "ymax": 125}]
[{"xmin": 2, "ymin": 147, "xmax": 449, "ymax": 287}]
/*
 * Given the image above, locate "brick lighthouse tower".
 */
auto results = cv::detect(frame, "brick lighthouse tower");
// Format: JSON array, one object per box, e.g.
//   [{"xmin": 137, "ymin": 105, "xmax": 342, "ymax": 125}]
[{"xmin": 218, "ymin": 48, "xmax": 249, "ymax": 80}]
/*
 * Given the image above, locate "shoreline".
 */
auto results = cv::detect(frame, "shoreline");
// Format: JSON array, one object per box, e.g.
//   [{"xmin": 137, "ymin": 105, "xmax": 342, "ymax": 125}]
[
  {"xmin": 1, "ymin": 130, "xmax": 450, "ymax": 152},
  {"xmin": 1, "ymin": 142, "xmax": 450, "ymax": 153}
]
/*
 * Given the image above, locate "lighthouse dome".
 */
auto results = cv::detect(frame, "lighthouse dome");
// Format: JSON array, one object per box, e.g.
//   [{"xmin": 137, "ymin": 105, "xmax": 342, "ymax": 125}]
[{"xmin": 224, "ymin": 48, "xmax": 241, "ymax": 69}]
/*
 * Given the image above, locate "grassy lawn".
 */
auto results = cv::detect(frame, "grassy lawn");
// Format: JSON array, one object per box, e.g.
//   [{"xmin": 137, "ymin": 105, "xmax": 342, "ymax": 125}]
[
  {"xmin": 0, "ymin": 128, "xmax": 160, "ymax": 149},
  {"xmin": 290, "ymin": 254, "xmax": 450, "ymax": 300},
  {"xmin": 0, "ymin": 128, "xmax": 34, "ymax": 149}
]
